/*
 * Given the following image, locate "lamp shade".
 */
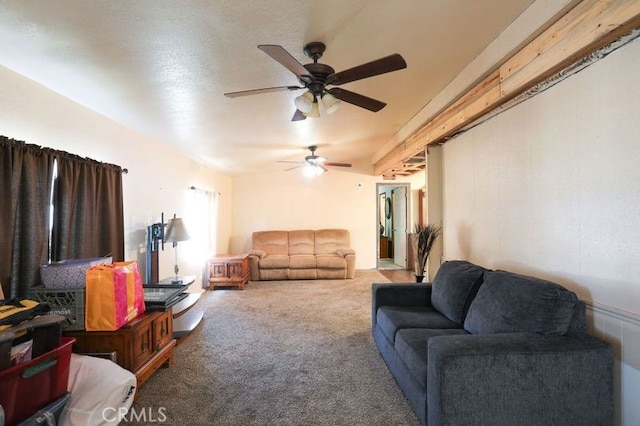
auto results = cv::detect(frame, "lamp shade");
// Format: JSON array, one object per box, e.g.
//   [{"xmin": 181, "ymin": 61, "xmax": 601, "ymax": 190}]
[
  {"xmin": 303, "ymin": 100, "xmax": 320, "ymax": 118},
  {"xmin": 321, "ymin": 93, "xmax": 341, "ymax": 114},
  {"xmin": 294, "ymin": 91, "xmax": 314, "ymax": 113},
  {"xmin": 165, "ymin": 218, "xmax": 190, "ymax": 243}
]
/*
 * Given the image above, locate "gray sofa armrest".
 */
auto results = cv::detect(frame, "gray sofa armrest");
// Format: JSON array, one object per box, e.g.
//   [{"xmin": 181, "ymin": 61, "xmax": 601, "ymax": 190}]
[
  {"xmin": 372, "ymin": 284, "xmax": 432, "ymax": 328},
  {"xmin": 427, "ymin": 332, "xmax": 614, "ymax": 426}
]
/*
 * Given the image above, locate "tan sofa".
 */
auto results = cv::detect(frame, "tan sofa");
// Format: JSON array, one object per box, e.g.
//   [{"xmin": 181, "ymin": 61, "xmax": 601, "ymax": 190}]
[{"xmin": 248, "ymin": 229, "xmax": 356, "ymax": 280}]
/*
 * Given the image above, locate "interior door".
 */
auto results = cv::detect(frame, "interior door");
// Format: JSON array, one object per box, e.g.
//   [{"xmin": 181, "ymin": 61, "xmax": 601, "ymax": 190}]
[{"xmin": 392, "ymin": 187, "xmax": 407, "ymax": 268}]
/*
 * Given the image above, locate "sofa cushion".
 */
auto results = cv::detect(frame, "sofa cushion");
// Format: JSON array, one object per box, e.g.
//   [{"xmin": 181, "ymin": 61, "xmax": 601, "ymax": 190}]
[
  {"xmin": 252, "ymin": 231, "xmax": 289, "ymax": 256},
  {"xmin": 258, "ymin": 255, "xmax": 290, "ymax": 269},
  {"xmin": 289, "ymin": 255, "xmax": 316, "ymax": 269},
  {"xmin": 431, "ymin": 261, "xmax": 486, "ymax": 325},
  {"xmin": 377, "ymin": 306, "xmax": 460, "ymax": 343},
  {"xmin": 315, "ymin": 229, "xmax": 350, "ymax": 255},
  {"xmin": 315, "ymin": 254, "xmax": 346, "ymax": 269},
  {"xmin": 289, "ymin": 230, "xmax": 315, "ymax": 255},
  {"xmin": 395, "ymin": 328, "xmax": 469, "ymax": 388},
  {"xmin": 464, "ymin": 270, "xmax": 579, "ymax": 336}
]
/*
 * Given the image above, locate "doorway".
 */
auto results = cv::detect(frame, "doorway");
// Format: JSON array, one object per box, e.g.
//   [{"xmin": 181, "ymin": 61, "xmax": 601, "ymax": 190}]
[{"xmin": 376, "ymin": 182, "xmax": 410, "ymax": 270}]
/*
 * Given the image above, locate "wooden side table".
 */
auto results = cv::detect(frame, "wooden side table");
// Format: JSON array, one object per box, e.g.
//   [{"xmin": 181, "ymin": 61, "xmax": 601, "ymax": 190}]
[{"xmin": 207, "ymin": 254, "xmax": 250, "ymax": 290}]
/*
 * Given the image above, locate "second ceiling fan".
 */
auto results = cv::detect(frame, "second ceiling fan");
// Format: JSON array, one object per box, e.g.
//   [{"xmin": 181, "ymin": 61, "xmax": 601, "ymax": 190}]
[
  {"xmin": 279, "ymin": 145, "xmax": 351, "ymax": 174},
  {"xmin": 224, "ymin": 42, "xmax": 407, "ymax": 121}
]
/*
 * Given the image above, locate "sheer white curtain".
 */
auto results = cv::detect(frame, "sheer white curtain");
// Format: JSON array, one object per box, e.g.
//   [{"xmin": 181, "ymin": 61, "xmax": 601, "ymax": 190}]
[{"xmin": 185, "ymin": 187, "xmax": 219, "ymax": 271}]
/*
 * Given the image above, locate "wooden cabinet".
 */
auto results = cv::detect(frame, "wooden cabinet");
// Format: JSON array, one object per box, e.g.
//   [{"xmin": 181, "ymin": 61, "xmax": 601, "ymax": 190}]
[
  {"xmin": 207, "ymin": 254, "xmax": 250, "ymax": 290},
  {"xmin": 65, "ymin": 310, "xmax": 175, "ymax": 387},
  {"xmin": 380, "ymin": 236, "xmax": 389, "ymax": 259},
  {"xmin": 155, "ymin": 275, "xmax": 204, "ymax": 341}
]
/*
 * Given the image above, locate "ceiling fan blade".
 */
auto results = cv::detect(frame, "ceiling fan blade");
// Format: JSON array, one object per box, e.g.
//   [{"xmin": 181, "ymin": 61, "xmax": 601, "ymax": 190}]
[
  {"xmin": 284, "ymin": 165, "xmax": 303, "ymax": 171},
  {"xmin": 325, "ymin": 162, "xmax": 352, "ymax": 168},
  {"xmin": 258, "ymin": 45, "xmax": 314, "ymax": 83},
  {"xmin": 328, "ymin": 88, "xmax": 386, "ymax": 112},
  {"xmin": 277, "ymin": 160, "xmax": 305, "ymax": 164},
  {"xmin": 224, "ymin": 86, "xmax": 302, "ymax": 98},
  {"xmin": 292, "ymin": 109, "xmax": 307, "ymax": 121},
  {"xmin": 327, "ymin": 54, "xmax": 407, "ymax": 85}
]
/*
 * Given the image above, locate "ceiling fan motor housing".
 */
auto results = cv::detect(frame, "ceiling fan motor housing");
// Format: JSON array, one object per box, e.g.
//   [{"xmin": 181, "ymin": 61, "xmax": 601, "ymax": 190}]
[
  {"xmin": 305, "ymin": 145, "xmax": 326, "ymax": 164},
  {"xmin": 302, "ymin": 63, "xmax": 335, "ymax": 97}
]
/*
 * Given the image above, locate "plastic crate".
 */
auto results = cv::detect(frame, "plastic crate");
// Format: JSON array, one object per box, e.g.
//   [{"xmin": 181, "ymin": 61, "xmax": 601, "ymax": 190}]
[
  {"xmin": 0, "ymin": 337, "xmax": 75, "ymax": 425},
  {"xmin": 0, "ymin": 314, "xmax": 64, "ymax": 371},
  {"xmin": 28, "ymin": 286, "xmax": 85, "ymax": 331},
  {"xmin": 16, "ymin": 392, "xmax": 70, "ymax": 426}
]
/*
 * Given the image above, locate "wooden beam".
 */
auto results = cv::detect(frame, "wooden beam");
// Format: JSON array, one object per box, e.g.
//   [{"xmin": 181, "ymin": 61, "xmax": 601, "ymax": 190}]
[
  {"xmin": 500, "ymin": 0, "xmax": 640, "ymax": 98},
  {"xmin": 374, "ymin": 70, "xmax": 503, "ymax": 175},
  {"xmin": 375, "ymin": 0, "xmax": 640, "ymax": 177}
]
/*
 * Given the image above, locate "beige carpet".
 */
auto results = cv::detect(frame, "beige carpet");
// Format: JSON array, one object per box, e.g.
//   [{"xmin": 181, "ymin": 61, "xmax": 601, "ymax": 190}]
[{"xmin": 125, "ymin": 270, "xmax": 420, "ymax": 426}]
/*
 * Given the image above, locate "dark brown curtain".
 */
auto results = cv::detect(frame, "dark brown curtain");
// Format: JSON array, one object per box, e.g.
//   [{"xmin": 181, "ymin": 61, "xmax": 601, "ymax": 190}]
[
  {"xmin": 51, "ymin": 153, "xmax": 125, "ymax": 263},
  {"xmin": 0, "ymin": 137, "xmax": 54, "ymax": 298}
]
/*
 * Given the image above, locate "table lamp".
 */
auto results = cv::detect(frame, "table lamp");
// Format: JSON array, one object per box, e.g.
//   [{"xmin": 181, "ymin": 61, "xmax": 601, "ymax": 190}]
[{"xmin": 164, "ymin": 216, "xmax": 190, "ymax": 284}]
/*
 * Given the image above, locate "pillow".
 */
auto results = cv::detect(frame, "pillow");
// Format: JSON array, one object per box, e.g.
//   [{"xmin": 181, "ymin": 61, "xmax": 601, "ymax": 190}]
[
  {"xmin": 431, "ymin": 261, "xmax": 486, "ymax": 324},
  {"xmin": 464, "ymin": 270, "xmax": 578, "ymax": 336}
]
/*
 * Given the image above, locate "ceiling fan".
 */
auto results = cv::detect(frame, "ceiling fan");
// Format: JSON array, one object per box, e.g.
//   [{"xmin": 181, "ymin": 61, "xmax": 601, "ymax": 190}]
[
  {"xmin": 279, "ymin": 146, "xmax": 352, "ymax": 174},
  {"xmin": 224, "ymin": 42, "xmax": 407, "ymax": 121}
]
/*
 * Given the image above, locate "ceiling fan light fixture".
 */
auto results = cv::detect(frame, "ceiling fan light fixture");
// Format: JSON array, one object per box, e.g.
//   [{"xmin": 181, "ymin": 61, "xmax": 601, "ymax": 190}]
[
  {"xmin": 321, "ymin": 93, "xmax": 341, "ymax": 114},
  {"xmin": 303, "ymin": 100, "xmax": 320, "ymax": 118},
  {"xmin": 303, "ymin": 163, "xmax": 325, "ymax": 177},
  {"xmin": 294, "ymin": 91, "xmax": 314, "ymax": 113}
]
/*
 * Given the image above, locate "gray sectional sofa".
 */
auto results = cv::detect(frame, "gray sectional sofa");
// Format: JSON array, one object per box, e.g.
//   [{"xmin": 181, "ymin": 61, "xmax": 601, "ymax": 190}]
[{"xmin": 372, "ymin": 260, "xmax": 613, "ymax": 426}]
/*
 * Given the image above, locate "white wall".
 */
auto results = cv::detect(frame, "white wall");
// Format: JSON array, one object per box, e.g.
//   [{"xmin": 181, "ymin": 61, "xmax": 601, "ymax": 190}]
[
  {"xmin": 0, "ymin": 66, "xmax": 233, "ymax": 290},
  {"xmin": 440, "ymin": 38, "xmax": 640, "ymax": 425}
]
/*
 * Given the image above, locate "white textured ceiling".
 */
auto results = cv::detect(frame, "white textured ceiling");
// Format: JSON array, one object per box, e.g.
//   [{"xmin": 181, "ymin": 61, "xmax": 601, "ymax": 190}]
[{"xmin": 0, "ymin": 0, "xmax": 534, "ymax": 175}]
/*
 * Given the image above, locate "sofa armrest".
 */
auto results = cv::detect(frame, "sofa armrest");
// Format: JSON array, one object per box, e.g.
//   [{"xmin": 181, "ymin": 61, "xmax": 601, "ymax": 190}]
[
  {"xmin": 337, "ymin": 249, "xmax": 356, "ymax": 279},
  {"xmin": 335, "ymin": 248, "xmax": 355, "ymax": 257},
  {"xmin": 427, "ymin": 332, "xmax": 613, "ymax": 425},
  {"xmin": 247, "ymin": 254, "xmax": 261, "ymax": 281},
  {"xmin": 371, "ymin": 284, "xmax": 432, "ymax": 328},
  {"xmin": 248, "ymin": 249, "xmax": 266, "ymax": 258}
]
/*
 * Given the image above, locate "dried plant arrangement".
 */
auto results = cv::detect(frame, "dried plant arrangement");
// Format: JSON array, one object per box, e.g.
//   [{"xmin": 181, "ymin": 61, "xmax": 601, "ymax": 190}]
[{"xmin": 414, "ymin": 224, "xmax": 441, "ymax": 279}]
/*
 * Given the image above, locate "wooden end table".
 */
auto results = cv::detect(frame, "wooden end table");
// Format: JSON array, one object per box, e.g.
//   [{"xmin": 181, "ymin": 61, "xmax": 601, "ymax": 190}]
[{"xmin": 207, "ymin": 253, "xmax": 250, "ymax": 290}]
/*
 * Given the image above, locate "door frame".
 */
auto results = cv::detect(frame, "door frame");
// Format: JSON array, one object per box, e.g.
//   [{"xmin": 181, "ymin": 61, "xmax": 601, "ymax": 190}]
[{"xmin": 376, "ymin": 182, "xmax": 410, "ymax": 270}]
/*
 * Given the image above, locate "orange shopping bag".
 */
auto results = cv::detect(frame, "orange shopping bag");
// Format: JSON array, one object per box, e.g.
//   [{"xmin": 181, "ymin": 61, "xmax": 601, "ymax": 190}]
[
  {"xmin": 85, "ymin": 264, "xmax": 129, "ymax": 331},
  {"xmin": 114, "ymin": 260, "xmax": 146, "ymax": 321}
]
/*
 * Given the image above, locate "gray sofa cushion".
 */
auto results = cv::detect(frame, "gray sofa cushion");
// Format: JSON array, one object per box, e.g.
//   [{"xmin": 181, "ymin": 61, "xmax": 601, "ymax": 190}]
[
  {"xmin": 431, "ymin": 261, "xmax": 486, "ymax": 324},
  {"xmin": 395, "ymin": 328, "xmax": 469, "ymax": 389},
  {"xmin": 464, "ymin": 270, "xmax": 579, "ymax": 335},
  {"xmin": 377, "ymin": 306, "xmax": 460, "ymax": 343}
]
